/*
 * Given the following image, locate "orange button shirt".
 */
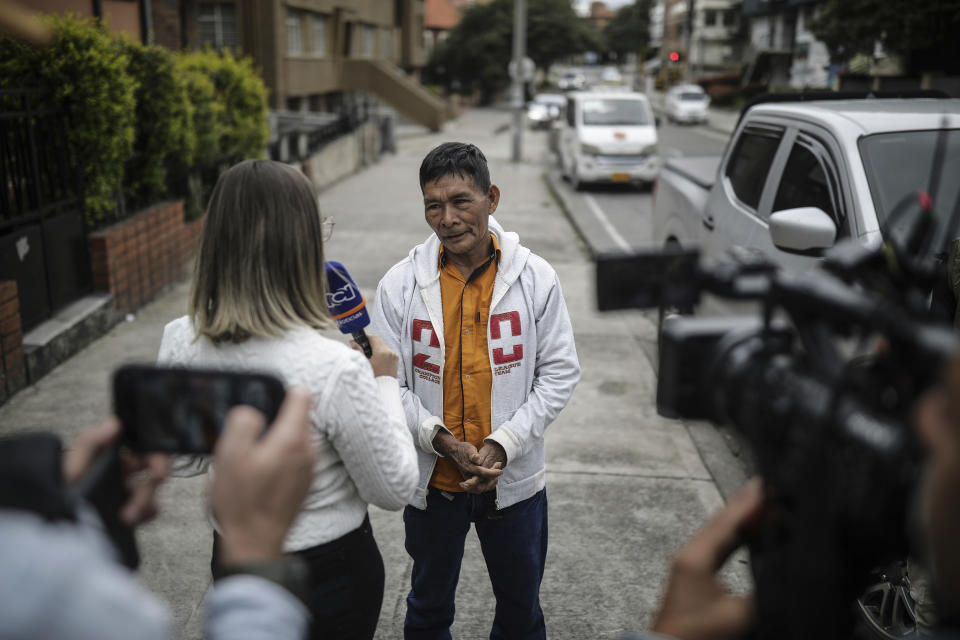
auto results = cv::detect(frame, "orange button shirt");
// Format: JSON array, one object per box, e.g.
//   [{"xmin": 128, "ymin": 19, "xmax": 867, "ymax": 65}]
[{"xmin": 431, "ymin": 235, "xmax": 501, "ymax": 492}]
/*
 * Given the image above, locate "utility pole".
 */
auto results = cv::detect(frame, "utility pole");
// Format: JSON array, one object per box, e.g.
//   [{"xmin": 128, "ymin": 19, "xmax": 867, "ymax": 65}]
[
  {"xmin": 683, "ymin": 0, "xmax": 695, "ymax": 82},
  {"xmin": 510, "ymin": 0, "xmax": 527, "ymax": 162}
]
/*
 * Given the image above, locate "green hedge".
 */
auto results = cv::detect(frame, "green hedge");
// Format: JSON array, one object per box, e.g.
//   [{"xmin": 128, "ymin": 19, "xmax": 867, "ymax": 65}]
[
  {"xmin": 0, "ymin": 15, "xmax": 269, "ymax": 228},
  {"xmin": 0, "ymin": 14, "xmax": 137, "ymax": 226},
  {"xmin": 122, "ymin": 39, "xmax": 196, "ymax": 209},
  {"xmin": 173, "ymin": 49, "xmax": 269, "ymax": 219},
  {"xmin": 176, "ymin": 49, "xmax": 269, "ymax": 167}
]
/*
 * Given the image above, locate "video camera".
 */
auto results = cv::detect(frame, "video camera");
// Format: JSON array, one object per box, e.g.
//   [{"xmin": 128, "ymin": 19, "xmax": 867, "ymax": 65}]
[{"xmin": 596, "ymin": 187, "xmax": 958, "ymax": 638}]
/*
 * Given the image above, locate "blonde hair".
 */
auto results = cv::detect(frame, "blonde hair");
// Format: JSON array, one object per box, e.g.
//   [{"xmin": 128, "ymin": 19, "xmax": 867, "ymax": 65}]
[{"xmin": 190, "ymin": 159, "xmax": 333, "ymax": 343}]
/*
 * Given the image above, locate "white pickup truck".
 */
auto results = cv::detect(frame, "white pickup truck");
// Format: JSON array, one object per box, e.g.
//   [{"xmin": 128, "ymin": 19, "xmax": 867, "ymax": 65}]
[{"xmin": 652, "ymin": 96, "xmax": 960, "ymax": 279}]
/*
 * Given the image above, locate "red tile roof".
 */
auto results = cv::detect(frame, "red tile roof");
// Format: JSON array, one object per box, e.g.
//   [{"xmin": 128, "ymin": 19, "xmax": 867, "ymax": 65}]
[{"xmin": 426, "ymin": 0, "xmax": 461, "ymax": 30}]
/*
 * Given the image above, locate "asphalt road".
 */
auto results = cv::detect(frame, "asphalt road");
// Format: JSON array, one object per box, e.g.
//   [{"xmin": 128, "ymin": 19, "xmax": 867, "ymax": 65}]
[
  {"xmin": 544, "ymin": 119, "xmax": 729, "ymax": 253},
  {"xmin": 540, "ymin": 118, "xmax": 755, "ymax": 504}
]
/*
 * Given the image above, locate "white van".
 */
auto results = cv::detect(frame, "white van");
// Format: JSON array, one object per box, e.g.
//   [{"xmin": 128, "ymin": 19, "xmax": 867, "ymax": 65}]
[{"xmin": 558, "ymin": 91, "xmax": 660, "ymax": 190}]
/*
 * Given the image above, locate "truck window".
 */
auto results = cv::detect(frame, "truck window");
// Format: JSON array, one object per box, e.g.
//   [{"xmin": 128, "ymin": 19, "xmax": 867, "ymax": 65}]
[
  {"xmin": 725, "ymin": 127, "xmax": 782, "ymax": 210},
  {"xmin": 773, "ymin": 143, "xmax": 837, "ymax": 222},
  {"xmin": 860, "ymin": 129, "xmax": 960, "ymax": 255}
]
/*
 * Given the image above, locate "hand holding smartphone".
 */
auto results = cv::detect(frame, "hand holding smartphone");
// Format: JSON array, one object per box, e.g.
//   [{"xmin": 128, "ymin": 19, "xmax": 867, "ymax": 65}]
[{"xmin": 113, "ymin": 365, "xmax": 286, "ymax": 454}]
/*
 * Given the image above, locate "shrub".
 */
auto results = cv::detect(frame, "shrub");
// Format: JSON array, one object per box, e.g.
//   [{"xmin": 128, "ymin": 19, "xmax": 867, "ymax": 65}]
[
  {"xmin": 0, "ymin": 17, "xmax": 269, "ymax": 225},
  {"xmin": 175, "ymin": 49, "xmax": 268, "ymax": 167},
  {"xmin": 207, "ymin": 49, "xmax": 270, "ymax": 162},
  {"xmin": 173, "ymin": 48, "xmax": 268, "ymax": 218},
  {"xmin": 0, "ymin": 14, "xmax": 137, "ymax": 227},
  {"xmin": 121, "ymin": 40, "xmax": 196, "ymax": 208}
]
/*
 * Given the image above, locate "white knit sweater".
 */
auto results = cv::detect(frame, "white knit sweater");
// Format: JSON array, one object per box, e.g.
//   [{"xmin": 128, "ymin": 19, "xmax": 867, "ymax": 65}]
[{"xmin": 157, "ymin": 316, "xmax": 419, "ymax": 551}]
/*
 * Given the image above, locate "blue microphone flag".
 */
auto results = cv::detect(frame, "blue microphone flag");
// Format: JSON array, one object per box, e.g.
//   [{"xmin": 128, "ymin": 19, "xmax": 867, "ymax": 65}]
[{"xmin": 324, "ymin": 261, "xmax": 370, "ymax": 334}]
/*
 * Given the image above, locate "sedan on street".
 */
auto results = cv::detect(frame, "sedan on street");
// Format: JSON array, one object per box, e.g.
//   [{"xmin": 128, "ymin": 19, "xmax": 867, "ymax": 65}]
[{"xmin": 665, "ymin": 84, "xmax": 710, "ymax": 124}]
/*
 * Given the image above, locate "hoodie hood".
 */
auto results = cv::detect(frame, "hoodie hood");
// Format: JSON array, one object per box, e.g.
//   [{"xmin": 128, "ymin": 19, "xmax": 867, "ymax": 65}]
[{"xmin": 409, "ymin": 216, "xmax": 530, "ymax": 289}]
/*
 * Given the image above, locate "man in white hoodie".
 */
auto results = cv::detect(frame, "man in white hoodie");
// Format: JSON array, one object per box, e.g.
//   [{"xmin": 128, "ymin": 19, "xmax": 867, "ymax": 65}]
[{"xmin": 370, "ymin": 142, "xmax": 580, "ymax": 639}]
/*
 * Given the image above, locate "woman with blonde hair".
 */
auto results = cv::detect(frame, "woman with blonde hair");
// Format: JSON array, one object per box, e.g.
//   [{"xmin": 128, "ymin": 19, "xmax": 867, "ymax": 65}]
[{"xmin": 158, "ymin": 159, "xmax": 417, "ymax": 639}]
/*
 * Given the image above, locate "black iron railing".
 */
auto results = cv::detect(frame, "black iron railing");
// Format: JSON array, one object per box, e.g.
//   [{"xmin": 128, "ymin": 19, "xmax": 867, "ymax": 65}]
[{"xmin": 0, "ymin": 88, "xmax": 90, "ymax": 330}]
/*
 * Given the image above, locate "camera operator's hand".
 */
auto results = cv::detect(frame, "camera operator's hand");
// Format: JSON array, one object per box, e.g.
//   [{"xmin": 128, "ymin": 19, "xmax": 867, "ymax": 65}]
[
  {"xmin": 352, "ymin": 334, "xmax": 399, "ymax": 378},
  {"xmin": 652, "ymin": 478, "xmax": 763, "ymax": 640},
  {"xmin": 62, "ymin": 417, "xmax": 170, "ymax": 526},
  {"xmin": 210, "ymin": 388, "xmax": 317, "ymax": 564}
]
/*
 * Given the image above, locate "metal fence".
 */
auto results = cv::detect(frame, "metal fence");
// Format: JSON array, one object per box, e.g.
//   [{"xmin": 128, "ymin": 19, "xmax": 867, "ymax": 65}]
[
  {"xmin": 0, "ymin": 88, "xmax": 90, "ymax": 331},
  {"xmin": 268, "ymin": 104, "xmax": 373, "ymax": 164}
]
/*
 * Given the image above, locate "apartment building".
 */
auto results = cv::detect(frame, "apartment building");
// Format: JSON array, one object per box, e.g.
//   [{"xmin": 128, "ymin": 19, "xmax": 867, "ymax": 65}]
[
  {"xmin": 660, "ymin": 0, "xmax": 742, "ymax": 75},
  {"xmin": 741, "ymin": 0, "xmax": 829, "ymax": 88},
  {"xmin": 151, "ymin": 1, "xmax": 443, "ymax": 130},
  {"xmin": 23, "ymin": 0, "xmax": 147, "ymax": 40}
]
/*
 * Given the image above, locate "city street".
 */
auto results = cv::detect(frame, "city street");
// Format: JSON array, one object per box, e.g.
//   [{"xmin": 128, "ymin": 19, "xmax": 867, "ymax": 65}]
[
  {"xmin": 544, "ymin": 109, "xmax": 730, "ymax": 253},
  {"xmin": 0, "ymin": 106, "xmax": 750, "ymax": 639}
]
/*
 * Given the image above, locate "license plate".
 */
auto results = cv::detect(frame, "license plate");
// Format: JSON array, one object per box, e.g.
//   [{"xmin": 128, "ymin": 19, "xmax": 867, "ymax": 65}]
[{"xmin": 610, "ymin": 172, "xmax": 630, "ymax": 182}]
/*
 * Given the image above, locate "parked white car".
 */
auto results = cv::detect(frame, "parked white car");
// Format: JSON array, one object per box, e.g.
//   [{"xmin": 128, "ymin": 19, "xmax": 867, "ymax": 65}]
[
  {"xmin": 664, "ymin": 84, "xmax": 710, "ymax": 124},
  {"xmin": 599, "ymin": 66, "xmax": 623, "ymax": 85},
  {"xmin": 559, "ymin": 91, "xmax": 661, "ymax": 190}
]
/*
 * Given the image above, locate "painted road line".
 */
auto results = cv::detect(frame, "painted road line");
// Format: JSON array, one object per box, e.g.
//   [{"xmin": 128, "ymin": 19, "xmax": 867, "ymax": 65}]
[{"xmin": 583, "ymin": 193, "xmax": 632, "ymax": 252}]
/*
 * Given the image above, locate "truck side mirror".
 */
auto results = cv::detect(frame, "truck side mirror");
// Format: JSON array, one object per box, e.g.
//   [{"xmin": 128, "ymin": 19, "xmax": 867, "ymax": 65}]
[
  {"xmin": 769, "ymin": 207, "xmax": 837, "ymax": 253},
  {"xmin": 655, "ymin": 116, "xmax": 662, "ymax": 128}
]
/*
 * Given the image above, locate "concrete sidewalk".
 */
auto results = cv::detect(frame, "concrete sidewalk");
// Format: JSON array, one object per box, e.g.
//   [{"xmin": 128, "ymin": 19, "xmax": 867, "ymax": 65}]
[{"xmin": 0, "ymin": 107, "xmax": 748, "ymax": 639}]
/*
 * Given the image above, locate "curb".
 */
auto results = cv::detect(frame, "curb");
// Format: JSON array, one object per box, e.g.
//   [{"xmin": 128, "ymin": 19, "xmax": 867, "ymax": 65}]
[
  {"xmin": 541, "ymin": 170, "xmax": 599, "ymax": 261},
  {"xmin": 543, "ymin": 161, "xmax": 753, "ymax": 502}
]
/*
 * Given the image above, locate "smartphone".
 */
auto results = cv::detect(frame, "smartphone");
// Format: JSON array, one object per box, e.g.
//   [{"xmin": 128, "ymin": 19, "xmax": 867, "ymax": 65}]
[{"xmin": 113, "ymin": 364, "xmax": 286, "ymax": 453}]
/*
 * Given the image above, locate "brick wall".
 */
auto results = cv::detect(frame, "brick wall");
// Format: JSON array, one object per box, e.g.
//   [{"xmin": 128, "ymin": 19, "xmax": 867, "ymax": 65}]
[
  {"xmin": 88, "ymin": 200, "xmax": 203, "ymax": 315},
  {"xmin": 0, "ymin": 281, "xmax": 26, "ymax": 403}
]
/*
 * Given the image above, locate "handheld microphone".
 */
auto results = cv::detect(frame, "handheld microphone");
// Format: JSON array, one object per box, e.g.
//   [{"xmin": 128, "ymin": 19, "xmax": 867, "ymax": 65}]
[{"xmin": 324, "ymin": 261, "xmax": 373, "ymax": 358}]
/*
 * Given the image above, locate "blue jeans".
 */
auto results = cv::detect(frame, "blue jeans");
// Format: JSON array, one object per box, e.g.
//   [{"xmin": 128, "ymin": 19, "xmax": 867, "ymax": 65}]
[{"xmin": 403, "ymin": 487, "xmax": 548, "ymax": 640}]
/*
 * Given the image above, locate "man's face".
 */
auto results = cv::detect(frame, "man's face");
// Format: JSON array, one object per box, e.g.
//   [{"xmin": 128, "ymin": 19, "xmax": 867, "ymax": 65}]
[
  {"xmin": 423, "ymin": 174, "xmax": 500, "ymax": 262},
  {"xmin": 916, "ymin": 354, "xmax": 960, "ymax": 618}
]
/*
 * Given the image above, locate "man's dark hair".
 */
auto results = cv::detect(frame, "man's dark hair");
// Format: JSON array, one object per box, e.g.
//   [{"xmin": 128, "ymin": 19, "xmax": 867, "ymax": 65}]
[{"xmin": 419, "ymin": 142, "xmax": 491, "ymax": 194}]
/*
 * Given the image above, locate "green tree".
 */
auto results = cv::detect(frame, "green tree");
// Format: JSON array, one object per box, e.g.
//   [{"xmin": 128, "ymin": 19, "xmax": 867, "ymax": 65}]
[
  {"xmin": 603, "ymin": 0, "xmax": 652, "ymax": 62},
  {"xmin": 809, "ymin": 0, "xmax": 960, "ymax": 73},
  {"xmin": 427, "ymin": 0, "xmax": 602, "ymax": 103}
]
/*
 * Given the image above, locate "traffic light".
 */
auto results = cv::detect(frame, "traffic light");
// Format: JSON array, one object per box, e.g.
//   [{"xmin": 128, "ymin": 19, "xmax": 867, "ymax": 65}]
[{"xmin": 669, "ymin": 51, "xmax": 680, "ymax": 63}]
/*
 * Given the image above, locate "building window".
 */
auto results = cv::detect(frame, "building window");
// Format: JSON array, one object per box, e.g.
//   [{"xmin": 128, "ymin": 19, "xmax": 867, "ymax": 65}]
[
  {"xmin": 723, "ymin": 9, "xmax": 737, "ymax": 27},
  {"xmin": 312, "ymin": 14, "xmax": 328, "ymax": 56},
  {"xmin": 383, "ymin": 27, "xmax": 393, "ymax": 60},
  {"xmin": 362, "ymin": 24, "xmax": 376, "ymax": 58},
  {"xmin": 199, "ymin": 2, "xmax": 237, "ymax": 52},
  {"xmin": 287, "ymin": 9, "xmax": 303, "ymax": 54},
  {"xmin": 704, "ymin": 9, "xmax": 717, "ymax": 26}
]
